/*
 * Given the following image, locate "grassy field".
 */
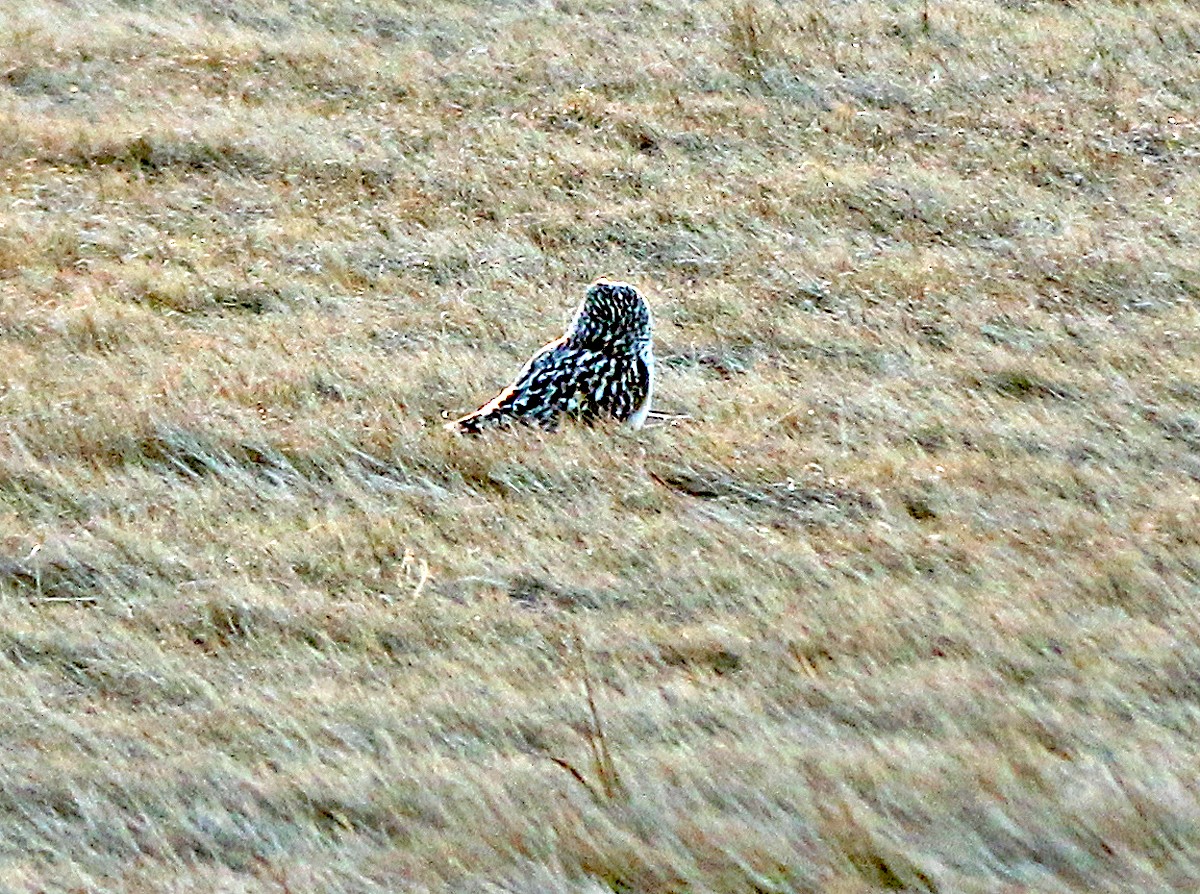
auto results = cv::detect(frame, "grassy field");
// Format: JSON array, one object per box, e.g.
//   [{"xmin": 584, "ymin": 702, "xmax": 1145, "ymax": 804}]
[{"xmin": 2, "ymin": 0, "xmax": 1200, "ymax": 890}]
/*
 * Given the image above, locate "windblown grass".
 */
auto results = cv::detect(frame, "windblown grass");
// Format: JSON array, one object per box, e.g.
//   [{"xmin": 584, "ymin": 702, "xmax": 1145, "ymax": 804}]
[{"xmin": 2, "ymin": 0, "xmax": 1199, "ymax": 891}]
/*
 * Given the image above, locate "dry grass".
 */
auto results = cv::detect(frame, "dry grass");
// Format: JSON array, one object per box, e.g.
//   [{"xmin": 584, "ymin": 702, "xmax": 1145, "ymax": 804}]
[{"xmin": 2, "ymin": 0, "xmax": 1200, "ymax": 890}]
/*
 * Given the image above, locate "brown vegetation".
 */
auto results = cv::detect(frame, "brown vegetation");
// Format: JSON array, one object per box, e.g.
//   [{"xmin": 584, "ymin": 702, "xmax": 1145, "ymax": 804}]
[{"xmin": 2, "ymin": 0, "xmax": 1199, "ymax": 890}]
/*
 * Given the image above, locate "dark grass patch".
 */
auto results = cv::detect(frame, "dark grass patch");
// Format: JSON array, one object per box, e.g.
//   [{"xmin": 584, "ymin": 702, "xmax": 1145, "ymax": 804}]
[
  {"xmin": 909, "ymin": 424, "xmax": 951, "ymax": 453},
  {"xmin": 901, "ymin": 492, "xmax": 940, "ymax": 521},
  {"xmin": 127, "ymin": 282, "xmax": 281, "ymax": 316},
  {"xmin": 97, "ymin": 427, "xmax": 326, "ymax": 489},
  {"xmin": 84, "ymin": 427, "xmax": 450, "ymax": 509},
  {"xmin": 778, "ymin": 276, "xmax": 839, "ymax": 312},
  {"xmin": 0, "ymin": 631, "xmax": 102, "ymax": 680},
  {"xmin": 829, "ymin": 178, "xmax": 1020, "ymax": 246},
  {"xmin": 1166, "ymin": 381, "xmax": 1200, "ymax": 405},
  {"xmin": 846, "ymin": 847, "xmax": 937, "ymax": 892},
  {"xmin": 651, "ymin": 465, "xmax": 878, "ymax": 527},
  {"xmin": 167, "ymin": 597, "xmax": 423, "ymax": 657},
  {"xmin": 657, "ymin": 641, "xmax": 742, "ymax": 676},
  {"xmin": 306, "ymin": 159, "xmax": 396, "ymax": 193},
  {"xmin": 1145, "ymin": 411, "xmax": 1200, "ymax": 450},
  {"xmin": 43, "ymin": 133, "xmax": 396, "ymax": 195},
  {"xmin": 522, "ymin": 213, "xmax": 734, "ymax": 273},
  {"xmin": 0, "ymin": 629, "xmax": 203, "ymax": 705},
  {"xmin": 506, "ymin": 575, "xmax": 616, "ymax": 611},
  {"xmin": 53, "ymin": 134, "xmax": 275, "ymax": 177},
  {"xmin": 446, "ymin": 451, "xmax": 606, "ymax": 501},
  {"xmin": 182, "ymin": 49, "xmax": 414, "ymax": 108},
  {"xmin": 979, "ymin": 315, "xmax": 1043, "ymax": 351},
  {"xmin": 329, "ymin": 243, "xmax": 471, "ymax": 288},
  {"xmin": 914, "ymin": 319, "xmax": 955, "ymax": 351},
  {"xmin": 209, "ymin": 285, "xmax": 279, "ymax": 314},
  {"xmin": 787, "ymin": 339, "xmax": 894, "ymax": 375},
  {"xmin": 301, "ymin": 789, "xmax": 415, "ymax": 842},
  {"xmin": 977, "ymin": 370, "xmax": 1080, "ymax": 401},
  {"xmin": 1, "ymin": 770, "xmax": 291, "ymax": 869},
  {"xmin": 1033, "ymin": 259, "xmax": 1200, "ymax": 312},
  {"xmin": 0, "ymin": 471, "xmax": 93, "ymax": 520},
  {"xmin": 182, "ymin": 599, "xmax": 282, "ymax": 650},
  {"xmin": 659, "ymin": 345, "xmax": 756, "ymax": 378},
  {"xmin": 2, "ymin": 63, "xmax": 95, "ymax": 101},
  {"xmin": 0, "ymin": 550, "xmax": 158, "ymax": 606}
]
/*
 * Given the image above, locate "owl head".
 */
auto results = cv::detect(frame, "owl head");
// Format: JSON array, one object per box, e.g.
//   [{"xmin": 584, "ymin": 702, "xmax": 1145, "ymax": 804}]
[{"xmin": 567, "ymin": 279, "xmax": 653, "ymax": 351}]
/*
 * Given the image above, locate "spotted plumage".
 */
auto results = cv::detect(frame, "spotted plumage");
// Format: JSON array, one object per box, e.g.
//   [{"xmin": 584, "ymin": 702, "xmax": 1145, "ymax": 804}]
[{"xmin": 448, "ymin": 279, "xmax": 655, "ymax": 434}]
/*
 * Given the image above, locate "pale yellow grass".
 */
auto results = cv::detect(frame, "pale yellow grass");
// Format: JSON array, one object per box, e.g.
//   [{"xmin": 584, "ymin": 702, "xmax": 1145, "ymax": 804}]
[{"xmin": 2, "ymin": 0, "xmax": 1200, "ymax": 891}]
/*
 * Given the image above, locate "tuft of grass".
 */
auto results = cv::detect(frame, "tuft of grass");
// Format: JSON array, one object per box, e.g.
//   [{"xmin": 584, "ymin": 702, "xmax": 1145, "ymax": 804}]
[
  {"xmin": 979, "ymin": 369, "xmax": 1080, "ymax": 401},
  {"xmin": 548, "ymin": 632, "xmax": 624, "ymax": 805},
  {"xmin": 725, "ymin": 1, "xmax": 784, "ymax": 78}
]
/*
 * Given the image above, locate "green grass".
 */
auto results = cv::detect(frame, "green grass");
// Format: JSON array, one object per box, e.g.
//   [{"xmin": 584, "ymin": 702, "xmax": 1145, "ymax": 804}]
[{"xmin": 2, "ymin": 0, "xmax": 1200, "ymax": 891}]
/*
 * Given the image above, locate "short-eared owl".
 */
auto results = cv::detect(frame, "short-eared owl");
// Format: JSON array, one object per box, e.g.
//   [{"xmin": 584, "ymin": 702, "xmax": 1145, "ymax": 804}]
[{"xmin": 448, "ymin": 279, "xmax": 655, "ymax": 433}]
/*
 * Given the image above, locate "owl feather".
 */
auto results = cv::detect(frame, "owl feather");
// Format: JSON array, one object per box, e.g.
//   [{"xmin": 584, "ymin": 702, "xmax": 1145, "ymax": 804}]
[{"xmin": 449, "ymin": 280, "xmax": 655, "ymax": 434}]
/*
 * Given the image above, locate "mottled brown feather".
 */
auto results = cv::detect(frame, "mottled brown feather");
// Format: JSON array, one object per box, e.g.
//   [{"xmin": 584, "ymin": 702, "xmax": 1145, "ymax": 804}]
[{"xmin": 449, "ymin": 280, "xmax": 655, "ymax": 434}]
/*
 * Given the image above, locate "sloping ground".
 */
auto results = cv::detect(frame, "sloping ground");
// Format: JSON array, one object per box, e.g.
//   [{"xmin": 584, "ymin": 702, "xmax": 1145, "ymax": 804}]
[{"xmin": 1, "ymin": 1, "xmax": 1199, "ymax": 891}]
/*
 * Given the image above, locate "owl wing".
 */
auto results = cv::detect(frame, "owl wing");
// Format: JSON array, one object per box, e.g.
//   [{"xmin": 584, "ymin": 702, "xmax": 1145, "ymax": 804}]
[{"xmin": 450, "ymin": 338, "xmax": 595, "ymax": 433}]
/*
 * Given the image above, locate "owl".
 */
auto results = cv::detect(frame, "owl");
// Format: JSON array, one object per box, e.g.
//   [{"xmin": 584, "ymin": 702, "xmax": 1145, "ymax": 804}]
[{"xmin": 448, "ymin": 279, "xmax": 655, "ymax": 433}]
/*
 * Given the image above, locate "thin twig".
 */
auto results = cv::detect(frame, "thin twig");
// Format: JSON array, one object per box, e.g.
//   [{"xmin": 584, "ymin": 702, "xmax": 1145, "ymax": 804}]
[
  {"xmin": 573, "ymin": 630, "xmax": 620, "ymax": 799},
  {"xmin": 646, "ymin": 411, "xmax": 693, "ymax": 421},
  {"xmin": 547, "ymin": 755, "xmax": 602, "ymax": 802},
  {"xmin": 644, "ymin": 411, "xmax": 694, "ymax": 428}
]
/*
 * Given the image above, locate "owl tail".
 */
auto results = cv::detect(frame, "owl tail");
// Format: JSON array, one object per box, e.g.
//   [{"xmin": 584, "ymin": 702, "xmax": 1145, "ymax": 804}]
[
  {"xmin": 445, "ymin": 410, "xmax": 490, "ymax": 435},
  {"xmin": 447, "ymin": 398, "xmax": 565, "ymax": 434},
  {"xmin": 446, "ymin": 402, "xmax": 520, "ymax": 434}
]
